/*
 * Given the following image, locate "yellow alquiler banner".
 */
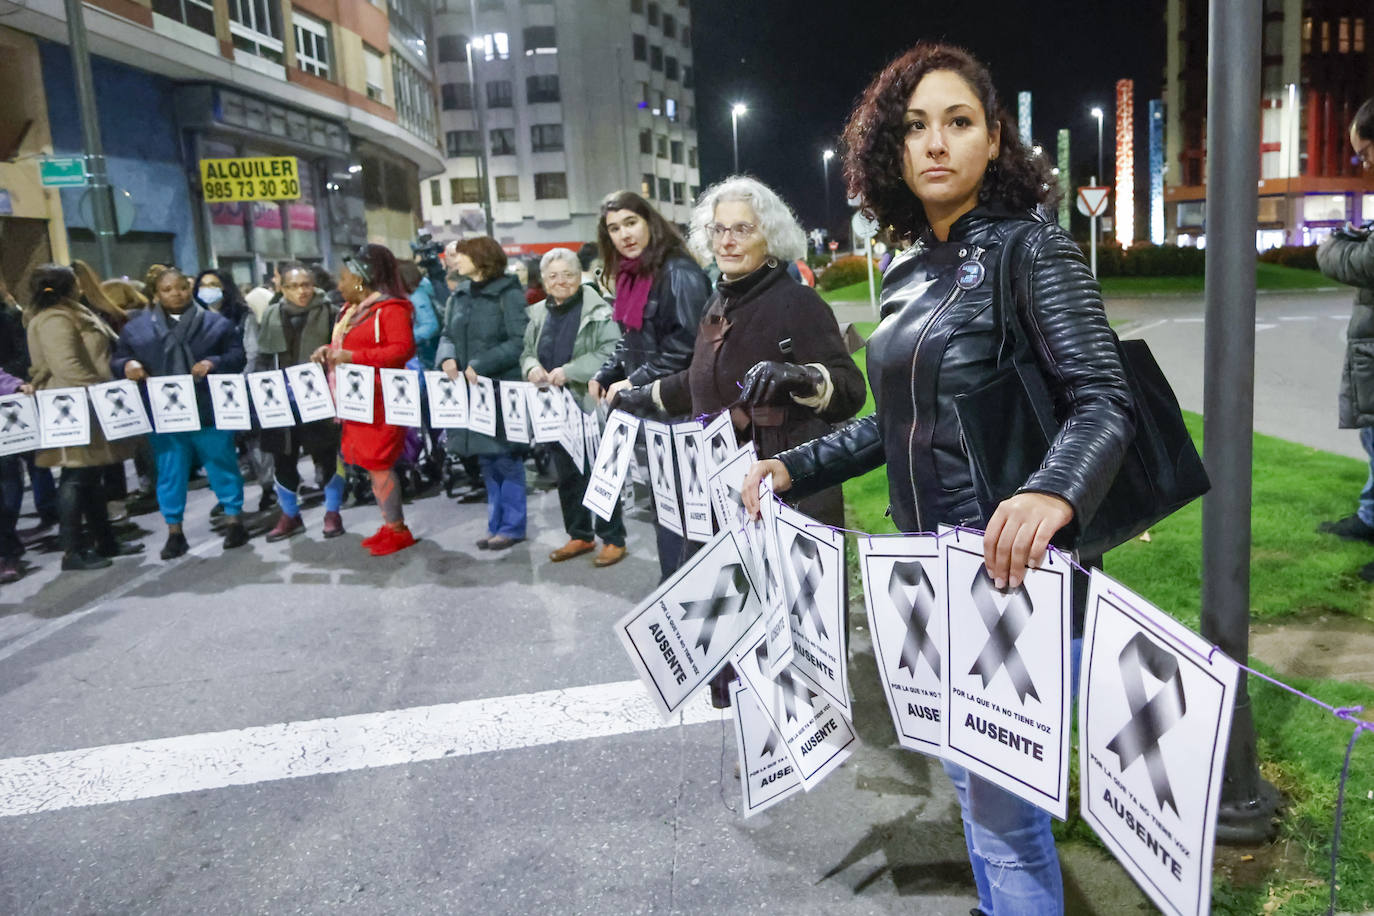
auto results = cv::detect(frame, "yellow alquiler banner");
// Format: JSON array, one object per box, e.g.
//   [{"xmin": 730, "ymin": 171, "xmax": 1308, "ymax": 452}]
[{"xmin": 199, "ymin": 156, "xmax": 302, "ymax": 203}]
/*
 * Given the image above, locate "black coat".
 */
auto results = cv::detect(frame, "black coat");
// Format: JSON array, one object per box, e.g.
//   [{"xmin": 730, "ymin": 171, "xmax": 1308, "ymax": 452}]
[
  {"xmin": 778, "ymin": 207, "xmax": 1135, "ymax": 537},
  {"xmin": 594, "ymin": 253, "xmax": 711, "ymax": 388},
  {"xmin": 111, "ymin": 305, "xmax": 246, "ymax": 427}
]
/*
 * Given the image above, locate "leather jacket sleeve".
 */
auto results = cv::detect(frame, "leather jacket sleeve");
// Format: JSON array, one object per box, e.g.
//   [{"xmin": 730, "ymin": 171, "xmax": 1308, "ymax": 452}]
[
  {"xmin": 1013, "ymin": 221, "xmax": 1135, "ymax": 530},
  {"xmin": 775, "ymin": 413, "xmax": 885, "ymax": 501},
  {"xmin": 627, "ymin": 257, "xmax": 710, "ymax": 387}
]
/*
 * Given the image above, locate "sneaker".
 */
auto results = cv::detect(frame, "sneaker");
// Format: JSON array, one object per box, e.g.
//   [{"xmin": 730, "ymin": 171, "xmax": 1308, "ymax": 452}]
[
  {"xmin": 96, "ymin": 540, "xmax": 145, "ymax": 558},
  {"xmin": 592, "ymin": 543, "xmax": 627, "ymax": 568},
  {"xmin": 62, "ymin": 549, "xmax": 112, "ymax": 571},
  {"xmin": 369, "ymin": 524, "xmax": 417, "ymax": 556},
  {"xmin": 361, "ymin": 526, "xmax": 388, "ymax": 549},
  {"xmin": 257, "ymin": 490, "xmax": 278, "ymax": 514},
  {"xmin": 160, "ymin": 531, "xmax": 190, "ymax": 560},
  {"xmin": 1316, "ymin": 514, "xmax": 1374, "ymax": 542},
  {"xmin": 210, "ymin": 502, "xmax": 225, "ymax": 519},
  {"xmin": 549, "ymin": 539, "xmax": 595, "ymax": 562},
  {"xmin": 476, "ymin": 535, "xmax": 493, "ymax": 550},
  {"xmin": 485, "ymin": 534, "xmax": 524, "ymax": 551},
  {"xmin": 0, "ymin": 557, "xmax": 22, "ymax": 583},
  {"xmin": 106, "ymin": 502, "xmax": 129, "ymax": 523},
  {"xmin": 322, "ymin": 511, "xmax": 345, "ymax": 539},
  {"xmin": 221, "ymin": 522, "xmax": 250, "ymax": 550},
  {"xmin": 265, "ymin": 513, "xmax": 305, "ymax": 543}
]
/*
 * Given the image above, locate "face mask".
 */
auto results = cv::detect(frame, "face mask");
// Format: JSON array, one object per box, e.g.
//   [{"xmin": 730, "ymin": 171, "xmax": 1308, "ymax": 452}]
[{"xmin": 198, "ymin": 286, "xmax": 224, "ymax": 306}]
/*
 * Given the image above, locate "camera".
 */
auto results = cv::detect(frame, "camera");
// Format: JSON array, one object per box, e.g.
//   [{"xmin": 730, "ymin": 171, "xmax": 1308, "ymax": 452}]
[{"xmin": 411, "ymin": 232, "xmax": 447, "ymax": 290}]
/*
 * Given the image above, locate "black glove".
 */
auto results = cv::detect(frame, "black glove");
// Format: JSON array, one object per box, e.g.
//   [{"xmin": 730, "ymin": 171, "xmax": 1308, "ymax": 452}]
[
  {"xmin": 609, "ymin": 386, "xmax": 659, "ymax": 418},
  {"xmin": 737, "ymin": 360, "xmax": 823, "ymax": 407}
]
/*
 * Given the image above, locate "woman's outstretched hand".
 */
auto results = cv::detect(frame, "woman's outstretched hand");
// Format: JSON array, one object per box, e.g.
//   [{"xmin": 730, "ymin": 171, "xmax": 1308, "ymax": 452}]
[
  {"xmin": 740, "ymin": 459, "xmax": 792, "ymax": 519},
  {"xmin": 983, "ymin": 492, "xmax": 1074, "ymax": 590}
]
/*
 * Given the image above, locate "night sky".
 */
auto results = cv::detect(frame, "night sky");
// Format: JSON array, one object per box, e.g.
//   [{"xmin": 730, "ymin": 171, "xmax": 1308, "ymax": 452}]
[{"xmin": 690, "ymin": 0, "xmax": 1168, "ymax": 242}]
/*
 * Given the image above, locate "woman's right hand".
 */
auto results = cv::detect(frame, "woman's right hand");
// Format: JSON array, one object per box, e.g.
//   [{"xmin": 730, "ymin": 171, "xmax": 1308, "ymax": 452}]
[
  {"xmin": 309, "ymin": 345, "xmax": 330, "ymax": 365},
  {"xmin": 741, "ymin": 459, "xmax": 792, "ymax": 519},
  {"xmin": 124, "ymin": 360, "xmax": 148, "ymax": 382},
  {"xmin": 527, "ymin": 366, "xmax": 549, "ymax": 387},
  {"xmin": 442, "ymin": 359, "xmax": 461, "ymax": 381},
  {"xmin": 587, "ymin": 377, "xmax": 603, "ymax": 401}
]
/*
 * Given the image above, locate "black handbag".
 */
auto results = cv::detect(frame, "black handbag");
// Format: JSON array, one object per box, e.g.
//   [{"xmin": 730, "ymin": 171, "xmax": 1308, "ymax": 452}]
[{"xmin": 953, "ymin": 222, "xmax": 1210, "ymax": 558}]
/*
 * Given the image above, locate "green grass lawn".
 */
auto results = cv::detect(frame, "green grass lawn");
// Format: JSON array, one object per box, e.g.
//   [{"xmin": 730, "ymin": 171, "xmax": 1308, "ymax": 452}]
[
  {"xmin": 837, "ymin": 321, "xmax": 1374, "ymax": 912},
  {"xmin": 819, "ymin": 279, "xmax": 879, "ymax": 303}
]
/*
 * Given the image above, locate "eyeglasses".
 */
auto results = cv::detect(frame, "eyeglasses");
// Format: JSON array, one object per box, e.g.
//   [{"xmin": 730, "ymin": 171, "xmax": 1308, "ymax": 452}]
[
  {"xmin": 708, "ymin": 222, "xmax": 758, "ymax": 242},
  {"xmin": 542, "ymin": 271, "xmax": 579, "ymax": 282}
]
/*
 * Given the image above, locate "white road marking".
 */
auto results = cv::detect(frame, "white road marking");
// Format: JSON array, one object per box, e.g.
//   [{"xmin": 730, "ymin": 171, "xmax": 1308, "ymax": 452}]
[
  {"xmin": 1278, "ymin": 316, "xmax": 1315, "ymax": 321},
  {"xmin": 1119, "ymin": 318, "xmax": 1169, "ymax": 338},
  {"xmin": 1174, "ymin": 317, "xmax": 1205, "ymax": 323},
  {"xmin": 0, "ymin": 679, "xmax": 722, "ymax": 818}
]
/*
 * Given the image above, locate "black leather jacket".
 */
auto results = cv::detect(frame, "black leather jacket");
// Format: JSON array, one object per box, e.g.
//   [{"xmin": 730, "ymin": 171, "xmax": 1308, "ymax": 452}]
[
  {"xmin": 779, "ymin": 207, "xmax": 1135, "ymax": 536},
  {"xmin": 594, "ymin": 253, "xmax": 711, "ymax": 389}
]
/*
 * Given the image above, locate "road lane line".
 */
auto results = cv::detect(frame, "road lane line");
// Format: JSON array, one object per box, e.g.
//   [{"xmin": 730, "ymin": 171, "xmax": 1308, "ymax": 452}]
[
  {"xmin": 0, "ymin": 679, "xmax": 722, "ymax": 818},
  {"xmin": 1119, "ymin": 318, "xmax": 1168, "ymax": 338}
]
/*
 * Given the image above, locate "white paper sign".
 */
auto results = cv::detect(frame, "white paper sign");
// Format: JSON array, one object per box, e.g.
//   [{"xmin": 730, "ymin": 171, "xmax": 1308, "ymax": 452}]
[
  {"xmin": 208, "ymin": 374, "xmax": 251, "ymax": 431},
  {"xmin": 709, "ymin": 443, "xmax": 762, "ymax": 590},
  {"xmin": 148, "ymin": 375, "xmax": 200, "ymax": 434},
  {"xmin": 1080, "ymin": 570, "xmax": 1237, "ymax": 916},
  {"xmin": 860, "ymin": 534, "xmax": 946, "ymax": 756},
  {"xmin": 526, "ymin": 385, "xmax": 565, "ymax": 443},
  {"xmin": 467, "ymin": 375, "xmax": 497, "ymax": 437},
  {"xmin": 615, "ymin": 529, "xmax": 763, "ymax": 718},
  {"xmin": 672, "ymin": 420, "xmax": 713, "ymax": 543},
  {"xmin": 247, "ymin": 370, "xmax": 294, "ymax": 428},
  {"xmin": 0, "ymin": 393, "xmax": 40, "ymax": 456},
  {"xmin": 381, "ymin": 368, "xmax": 422, "ymax": 428},
  {"xmin": 500, "ymin": 380, "xmax": 532, "ymax": 444},
  {"xmin": 702, "ymin": 410, "xmax": 738, "ymax": 477},
  {"xmin": 643, "ymin": 420, "xmax": 683, "ymax": 536},
  {"xmin": 755, "ymin": 481, "xmax": 795, "ymax": 678},
  {"xmin": 89, "ymin": 379, "xmax": 153, "ymax": 440},
  {"xmin": 284, "ymin": 362, "xmax": 334, "ymax": 422},
  {"xmin": 733, "ymin": 625, "xmax": 857, "ymax": 791},
  {"xmin": 941, "ymin": 534, "xmax": 1072, "ymax": 819},
  {"xmin": 334, "ymin": 363, "xmax": 375, "ymax": 423},
  {"xmin": 583, "ymin": 410, "xmax": 601, "ymax": 474},
  {"xmin": 559, "ymin": 405, "xmax": 586, "ymax": 470},
  {"xmin": 730, "ymin": 680, "xmax": 803, "ymax": 816},
  {"xmin": 426, "ymin": 371, "xmax": 468, "ymax": 429},
  {"xmin": 774, "ymin": 501, "xmax": 850, "ymax": 719},
  {"xmin": 583, "ymin": 410, "xmax": 639, "ymax": 522},
  {"xmin": 37, "ymin": 387, "xmax": 91, "ymax": 448}
]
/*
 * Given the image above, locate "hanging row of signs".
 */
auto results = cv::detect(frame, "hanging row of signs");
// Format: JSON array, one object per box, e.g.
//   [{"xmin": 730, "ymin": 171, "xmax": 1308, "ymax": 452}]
[{"xmin": 593, "ymin": 411, "xmax": 1239, "ymax": 916}]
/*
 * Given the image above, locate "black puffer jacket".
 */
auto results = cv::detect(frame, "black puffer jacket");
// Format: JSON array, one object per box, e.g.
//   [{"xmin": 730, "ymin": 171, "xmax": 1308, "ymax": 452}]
[
  {"xmin": 1316, "ymin": 223, "xmax": 1374, "ymax": 428},
  {"xmin": 778, "ymin": 207, "xmax": 1135, "ymax": 537},
  {"xmin": 594, "ymin": 253, "xmax": 711, "ymax": 389}
]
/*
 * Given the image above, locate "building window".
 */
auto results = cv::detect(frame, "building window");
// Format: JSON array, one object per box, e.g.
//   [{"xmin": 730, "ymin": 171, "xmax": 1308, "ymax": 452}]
[
  {"xmin": 1356, "ymin": 18, "xmax": 1366, "ymax": 52},
  {"xmin": 534, "ymin": 172, "xmax": 567, "ymax": 199},
  {"xmin": 441, "ymin": 83, "xmax": 473, "ymax": 110},
  {"xmin": 641, "ymin": 173, "xmax": 654, "ymax": 198},
  {"xmin": 451, "ymin": 177, "xmax": 482, "ymax": 203},
  {"xmin": 523, "ymin": 25, "xmax": 556, "ymax": 54},
  {"xmin": 637, "ymin": 81, "xmax": 650, "ymax": 105},
  {"xmin": 653, "ymin": 90, "xmax": 665, "ymax": 115},
  {"xmin": 392, "ymin": 53, "xmax": 437, "ymax": 143},
  {"xmin": 632, "ymin": 34, "xmax": 646, "ymax": 61},
  {"xmin": 689, "ymin": 184, "xmax": 698, "ymax": 200},
  {"xmin": 486, "ymin": 80, "xmax": 513, "ymax": 108},
  {"xmin": 670, "ymin": 140, "xmax": 683, "ymax": 164},
  {"xmin": 151, "ymin": 0, "xmax": 215, "ymax": 35},
  {"xmin": 630, "ymin": 0, "xmax": 643, "ymax": 13},
  {"xmin": 638, "ymin": 130, "xmax": 652, "ymax": 154},
  {"xmin": 430, "ymin": 179, "xmax": 442, "ymax": 206},
  {"xmin": 672, "ymin": 182, "xmax": 684, "ymax": 205},
  {"xmin": 687, "ymin": 146, "xmax": 697, "ymax": 168},
  {"xmin": 490, "ymin": 127, "xmax": 516, "ymax": 156},
  {"xmin": 1302, "ymin": 16, "xmax": 1312, "ymax": 53},
  {"xmin": 665, "ymin": 98, "xmax": 677, "ymax": 122},
  {"xmin": 447, "ymin": 130, "xmax": 481, "ymax": 157},
  {"xmin": 1322, "ymin": 20, "xmax": 1330, "ymax": 53},
  {"xmin": 685, "ymin": 105, "xmax": 695, "ymax": 128},
  {"xmin": 665, "ymin": 56, "xmax": 678, "ymax": 81},
  {"xmin": 437, "ymin": 34, "xmax": 468, "ymax": 62},
  {"xmin": 649, "ymin": 45, "xmax": 663, "ymax": 70},
  {"xmin": 527, "ymin": 75, "xmax": 560, "ymax": 103},
  {"xmin": 681, "ymin": 25, "xmax": 690, "ymax": 45},
  {"xmin": 387, "ymin": 0, "xmax": 428, "ymax": 61},
  {"xmin": 663, "ymin": 14, "xmax": 676, "ymax": 38},
  {"xmin": 682, "ymin": 65, "xmax": 693, "ymax": 89},
  {"xmin": 475, "ymin": 31, "xmax": 510, "ymax": 60},
  {"xmin": 293, "ymin": 12, "xmax": 331, "ymax": 78},
  {"xmin": 647, "ymin": 2, "xmax": 659, "ymax": 26},
  {"xmin": 228, "ymin": 0, "xmax": 284, "ymax": 62},
  {"xmin": 1339, "ymin": 17, "xmax": 1351, "ymax": 53},
  {"xmin": 495, "ymin": 176, "xmax": 520, "ymax": 202},
  {"xmin": 657, "ymin": 177, "xmax": 670, "ymax": 201},
  {"xmin": 364, "ymin": 46, "xmax": 386, "ymax": 102},
  {"xmin": 655, "ymin": 135, "xmax": 667, "ymax": 158},
  {"xmin": 531, "ymin": 123, "xmax": 563, "ymax": 152}
]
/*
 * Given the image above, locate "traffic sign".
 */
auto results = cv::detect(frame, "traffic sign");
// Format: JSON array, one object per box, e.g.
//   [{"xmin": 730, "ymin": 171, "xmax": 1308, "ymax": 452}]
[
  {"xmin": 39, "ymin": 157, "xmax": 87, "ymax": 188},
  {"xmin": 827, "ymin": 241, "xmax": 839, "ymax": 251},
  {"xmin": 1077, "ymin": 186, "xmax": 1110, "ymax": 217}
]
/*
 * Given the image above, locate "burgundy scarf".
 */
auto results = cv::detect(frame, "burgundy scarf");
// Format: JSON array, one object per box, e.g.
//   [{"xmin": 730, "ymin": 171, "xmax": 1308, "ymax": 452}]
[{"xmin": 612, "ymin": 257, "xmax": 653, "ymax": 331}]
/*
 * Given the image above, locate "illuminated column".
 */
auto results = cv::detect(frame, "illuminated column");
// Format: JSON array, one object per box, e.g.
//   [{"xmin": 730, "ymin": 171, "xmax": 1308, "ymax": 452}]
[
  {"xmin": 1115, "ymin": 78, "xmax": 1135, "ymax": 249},
  {"xmin": 1057, "ymin": 128, "xmax": 1071, "ymax": 229},
  {"xmin": 1149, "ymin": 98, "xmax": 1164, "ymax": 245},
  {"xmin": 1018, "ymin": 91, "xmax": 1032, "ymax": 147}
]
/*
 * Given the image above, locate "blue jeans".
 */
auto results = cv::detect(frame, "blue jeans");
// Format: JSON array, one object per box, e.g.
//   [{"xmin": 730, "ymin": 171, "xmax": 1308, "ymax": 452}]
[
  {"xmin": 150, "ymin": 429, "xmax": 244, "ymax": 525},
  {"xmin": 942, "ymin": 639, "xmax": 1083, "ymax": 916},
  {"xmin": 1358, "ymin": 427, "xmax": 1374, "ymax": 528},
  {"xmin": 478, "ymin": 452, "xmax": 526, "ymax": 539}
]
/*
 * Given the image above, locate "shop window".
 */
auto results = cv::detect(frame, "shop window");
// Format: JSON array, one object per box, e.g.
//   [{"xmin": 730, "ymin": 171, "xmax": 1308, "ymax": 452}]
[
  {"xmin": 490, "ymin": 127, "xmax": 516, "ymax": 156},
  {"xmin": 534, "ymin": 172, "xmax": 567, "ymax": 199},
  {"xmin": 486, "ymin": 80, "xmax": 513, "ymax": 108},
  {"xmin": 430, "ymin": 180, "xmax": 442, "ymax": 206},
  {"xmin": 633, "ymin": 34, "xmax": 646, "ymax": 61},
  {"xmin": 639, "ymin": 130, "xmax": 652, "ymax": 155},
  {"xmin": 495, "ymin": 176, "xmax": 520, "ymax": 202},
  {"xmin": 531, "ymin": 123, "xmax": 563, "ymax": 152},
  {"xmin": 228, "ymin": 0, "xmax": 283, "ymax": 62},
  {"xmin": 364, "ymin": 46, "xmax": 386, "ymax": 102},
  {"xmin": 442, "ymin": 82, "xmax": 473, "ymax": 110},
  {"xmin": 451, "ymin": 177, "xmax": 482, "ymax": 203},
  {"xmin": 447, "ymin": 130, "xmax": 481, "ymax": 157},
  {"xmin": 523, "ymin": 26, "xmax": 556, "ymax": 55},
  {"xmin": 293, "ymin": 13, "xmax": 332, "ymax": 79},
  {"xmin": 527, "ymin": 75, "xmax": 560, "ymax": 103},
  {"xmin": 437, "ymin": 34, "xmax": 468, "ymax": 62},
  {"xmin": 152, "ymin": 0, "xmax": 215, "ymax": 35}
]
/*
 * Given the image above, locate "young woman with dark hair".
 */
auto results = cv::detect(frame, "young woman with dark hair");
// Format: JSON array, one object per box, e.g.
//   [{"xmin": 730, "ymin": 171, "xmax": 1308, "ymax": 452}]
[
  {"xmin": 191, "ymin": 269, "xmax": 249, "ymax": 329},
  {"xmin": 25, "ymin": 265, "xmax": 145, "ymax": 570},
  {"xmin": 589, "ymin": 190, "xmax": 711, "ymax": 579},
  {"xmin": 743, "ymin": 42, "xmax": 1135, "ymax": 915},
  {"xmin": 311, "ymin": 244, "xmax": 417, "ymax": 556}
]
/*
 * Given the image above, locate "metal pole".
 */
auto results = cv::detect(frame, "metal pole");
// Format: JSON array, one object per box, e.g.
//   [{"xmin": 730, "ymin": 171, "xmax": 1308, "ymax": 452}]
[
  {"xmin": 731, "ymin": 111, "xmax": 739, "ymax": 173},
  {"xmin": 464, "ymin": 12, "xmax": 494, "ymax": 237},
  {"xmin": 1089, "ymin": 215, "xmax": 1098, "ymax": 277},
  {"xmin": 821, "ymin": 152, "xmax": 832, "ymax": 239},
  {"xmin": 865, "ymin": 237, "xmax": 877, "ymax": 319},
  {"xmin": 63, "ymin": 0, "xmax": 116, "ymax": 277},
  {"xmin": 1201, "ymin": 0, "xmax": 1278, "ymax": 844}
]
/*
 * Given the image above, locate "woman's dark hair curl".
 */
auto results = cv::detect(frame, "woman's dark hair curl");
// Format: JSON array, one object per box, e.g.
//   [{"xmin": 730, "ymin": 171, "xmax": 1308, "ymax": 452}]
[
  {"xmin": 28, "ymin": 264, "xmax": 77, "ymax": 310},
  {"xmin": 596, "ymin": 190, "xmax": 687, "ymax": 289},
  {"xmin": 841, "ymin": 41, "xmax": 1058, "ymax": 243}
]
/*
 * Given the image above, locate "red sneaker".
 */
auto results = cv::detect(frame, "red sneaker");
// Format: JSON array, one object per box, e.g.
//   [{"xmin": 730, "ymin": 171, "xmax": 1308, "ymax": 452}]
[
  {"xmin": 369, "ymin": 524, "xmax": 417, "ymax": 556},
  {"xmin": 361, "ymin": 525, "xmax": 388, "ymax": 549}
]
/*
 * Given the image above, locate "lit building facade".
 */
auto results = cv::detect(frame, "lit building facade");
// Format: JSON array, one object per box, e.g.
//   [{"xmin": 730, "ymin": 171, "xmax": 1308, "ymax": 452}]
[
  {"xmin": 423, "ymin": 0, "xmax": 700, "ymax": 258},
  {"xmin": 1163, "ymin": 0, "xmax": 1374, "ymax": 249},
  {"xmin": 0, "ymin": 0, "xmax": 442, "ymax": 289}
]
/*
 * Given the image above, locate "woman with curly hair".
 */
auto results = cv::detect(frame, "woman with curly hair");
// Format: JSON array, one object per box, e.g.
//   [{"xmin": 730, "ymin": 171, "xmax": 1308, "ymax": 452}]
[{"xmin": 743, "ymin": 42, "xmax": 1135, "ymax": 915}]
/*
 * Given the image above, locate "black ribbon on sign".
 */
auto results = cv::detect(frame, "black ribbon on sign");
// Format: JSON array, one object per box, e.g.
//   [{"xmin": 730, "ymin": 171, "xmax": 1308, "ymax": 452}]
[
  {"xmin": 506, "ymin": 388, "xmax": 522, "ymax": 417},
  {"xmin": 391, "ymin": 377, "xmax": 412, "ymax": 405},
  {"xmin": 0, "ymin": 401, "xmax": 28, "ymax": 431},
  {"xmin": 597, "ymin": 422, "xmax": 631, "ymax": 477},
  {"xmin": 53, "ymin": 394, "xmax": 79, "ymax": 423},
  {"xmin": 537, "ymin": 390, "xmax": 557, "ymax": 418},
  {"xmin": 299, "ymin": 372, "xmax": 321, "ymax": 399},
  {"xmin": 473, "ymin": 383, "xmax": 490, "ymax": 412},
  {"xmin": 260, "ymin": 379, "xmax": 281, "ymax": 407},
  {"xmin": 438, "ymin": 378, "xmax": 459, "ymax": 407},
  {"xmin": 345, "ymin": 371, "xmax": 365, "ymax": 401},
  {"xmin": 889, "ymin": 559, "xmax": 941, "ymax": 679},
  {"xmin": 788, "ymin": 535, "xmax": 827, "ymax": 640},
  {"xmin": 753, "ymin": 643, "xmax": 818, "ymax": 723},
  {"xmin": 217, "ymin": 380, "xmax": 241, "ymax": 409},
  {"xmin": 709, "ymin": 431, "xmax": 731, "ymax": 468},
  {"xmin": 967, "ymin": 567, "xmax": 1040, "ymax": 703},
  {"xmin": 159, "ymin": 384, "xmax": 189, "ymax": 412},
  {"xmin": 652, "ymin": 434, "xmax": 671, "ymax": 491},
  {"xmin": 105, "ymin": 388, "xmax": 135, "ymax": 416},
  {"xmin": 1106, "ymin": 632, "xmax": 1187, "ymax": 817},
  {"xmin": 760, "ymin": 726, "xmax": 779, "ymax": 759},
  {"xmin": 684, "ymin": 437, "xmax": 705, "ymax": 496},
  {"xmin": 679, "ymin": 562, "xmax": 750, "ymax": 654}
]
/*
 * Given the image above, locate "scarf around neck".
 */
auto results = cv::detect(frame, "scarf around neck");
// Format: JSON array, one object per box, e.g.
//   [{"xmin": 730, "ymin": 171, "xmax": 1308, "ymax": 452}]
[
  {"xmin": 612, "ymin": 257, "xmax": 653, "ymax": 331},
  {"xmin": 152, "ymin": 302, "xmax": 205, "ymax": 376},
  {"xmin": 332, "ymin": 291, "xmax": 384, "ymax": 349}
]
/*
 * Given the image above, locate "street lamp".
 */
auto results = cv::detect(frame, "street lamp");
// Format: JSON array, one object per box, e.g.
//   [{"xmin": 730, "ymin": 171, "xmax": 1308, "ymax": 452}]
[
  {"xmin": 821, "ymin": 148, "xmax": 834, "ymax": 241},
  {"xmin": 1090, "ymin": 106, "xmax": 1104, "ymax": 184},
  {"xmin": 731, "ymin": 102, "xmax": 747, "ymax": 172}
]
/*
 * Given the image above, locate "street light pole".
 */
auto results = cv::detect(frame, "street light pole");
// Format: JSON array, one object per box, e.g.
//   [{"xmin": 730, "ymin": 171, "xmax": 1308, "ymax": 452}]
[
  {"xmin": 64, "ymin": 0, "xmax": 116, "ymax": 277},
  {"xmin": 464, "ymin": 9, "xmax": 494, "ymax": 237},
  {"xmin": 1091, "ymin": 106, "xmax": 1104, "ymax": 249},
  {"xmin": 731, "ymin": 103, "xmax": 747, "ymax": 173},
  {"xmin": 821, "ymin": 149, "xmax": 834, "ymax": 241}
]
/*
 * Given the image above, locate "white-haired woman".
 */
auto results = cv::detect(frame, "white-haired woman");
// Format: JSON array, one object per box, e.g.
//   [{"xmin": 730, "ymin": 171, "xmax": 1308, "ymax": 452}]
[{"xmin": 520, "ymin": 248, "xmax": 626, "ymax": 567}]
